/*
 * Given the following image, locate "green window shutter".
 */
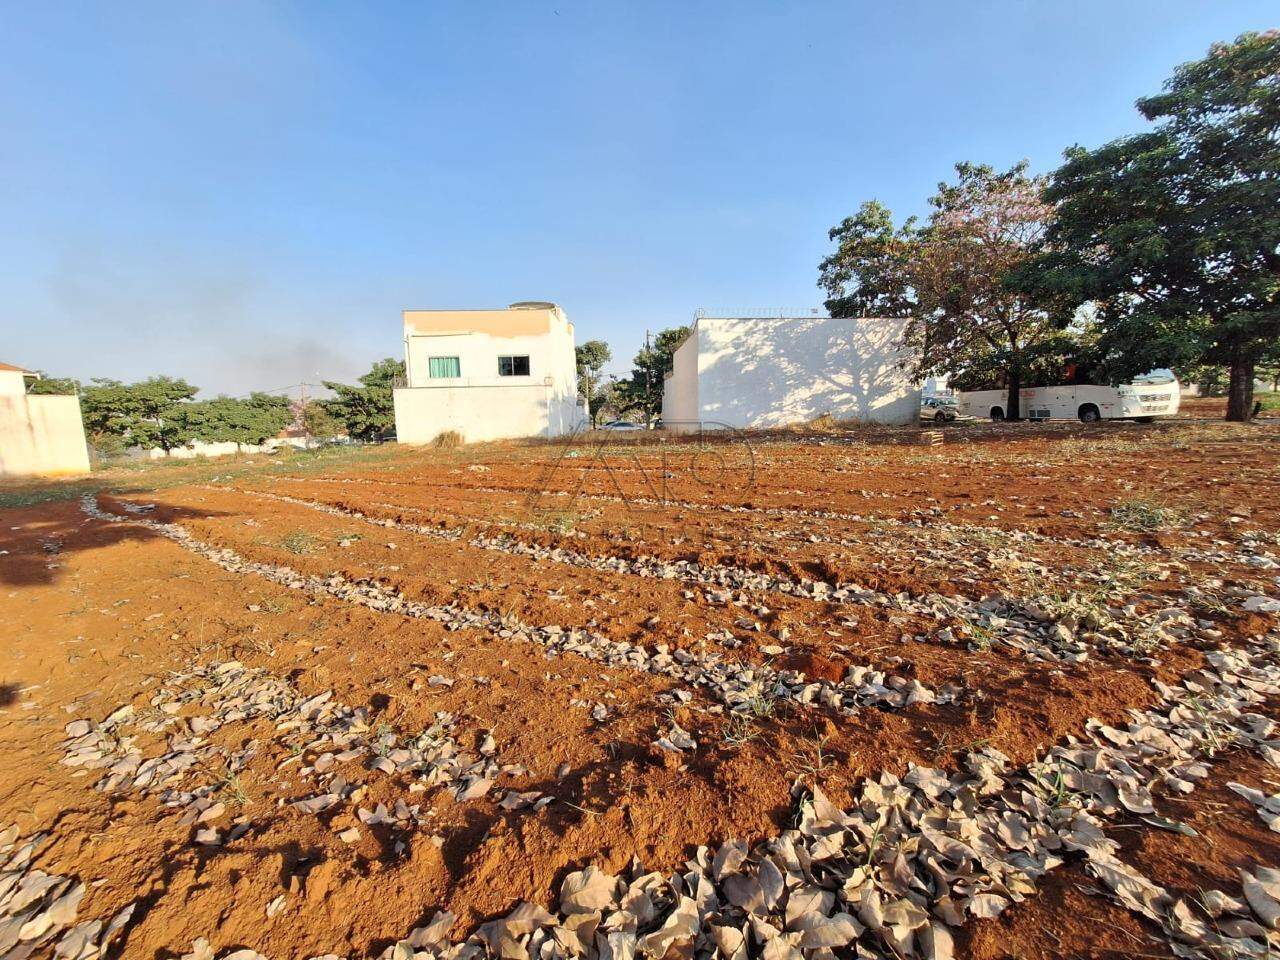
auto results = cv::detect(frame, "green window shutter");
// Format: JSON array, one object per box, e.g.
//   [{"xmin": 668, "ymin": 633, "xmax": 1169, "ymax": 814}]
[{"xmin": 429, "ymin": 357, "xmax": 461, "ymax": 378}]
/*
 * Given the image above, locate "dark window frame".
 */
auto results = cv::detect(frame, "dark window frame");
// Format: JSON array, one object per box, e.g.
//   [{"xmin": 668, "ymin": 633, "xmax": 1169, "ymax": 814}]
[{"xmin": 498, "ymin": 355, "xmax": 531, "ymax": 377}]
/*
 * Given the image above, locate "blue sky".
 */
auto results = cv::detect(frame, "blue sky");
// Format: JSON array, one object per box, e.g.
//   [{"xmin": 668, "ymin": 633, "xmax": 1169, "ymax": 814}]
[{"xmin": 1, "ymin": 1, "xmax": 1275, "ymax": 396}]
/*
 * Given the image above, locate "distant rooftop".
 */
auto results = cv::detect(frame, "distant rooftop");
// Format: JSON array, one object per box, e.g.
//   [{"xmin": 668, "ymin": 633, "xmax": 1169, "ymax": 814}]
[{"xmin": 402, "ymin": 302, "xmax": 568, "ymax": 338}]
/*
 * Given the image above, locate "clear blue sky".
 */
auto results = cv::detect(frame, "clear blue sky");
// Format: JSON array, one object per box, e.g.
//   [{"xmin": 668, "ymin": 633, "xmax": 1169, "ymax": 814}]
[{"xmin": 1, "ymin": 1, "xmax": 1274, "ymax": 396}]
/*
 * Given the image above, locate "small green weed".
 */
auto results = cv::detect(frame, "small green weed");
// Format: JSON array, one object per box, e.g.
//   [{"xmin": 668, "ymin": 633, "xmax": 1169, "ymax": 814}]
[{"xmin": 279, "ymin": 530, "xmax": 318, "ymax": 555}]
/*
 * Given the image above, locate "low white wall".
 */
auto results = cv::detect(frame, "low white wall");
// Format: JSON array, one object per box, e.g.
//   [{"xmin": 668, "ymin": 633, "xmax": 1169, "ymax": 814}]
[
  {"xmin": 127, "ymin": 437, "xmax": 310, "ymax": 461},
  {"xmin": 394, "ymin": 384, "xmax": 583, "ymax": 445},
  {"xmin": 0, "ymin": 394, "xmax": 91, "ymax": 477},
  {"xmin": 668, "ymin": 316, "xmax": 919, "ymax": 429}
]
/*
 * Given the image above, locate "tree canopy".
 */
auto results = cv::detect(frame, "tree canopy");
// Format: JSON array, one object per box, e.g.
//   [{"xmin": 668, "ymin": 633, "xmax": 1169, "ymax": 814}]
[
  {"xmin": 574, "ymin": 339, "xmax": 613, "ymax": 427},
  {"xmin": 1027, "ymin": 30, "xmax": 1280, "ymax": 420},
  {"xmin": 80, "ymin": 376, "xmax": 199, "ymax": 451},
  {"xmin": 300, "ymin": 399, "xmax": 345, "ymax": 440},
  {"xmin": 77, "ymin": 377, "xmax": 298, "ymax": 451},
  {"xmin": 174, "ymin": 393, "xmax": 293, "ymax": 446},
  {"xmin": 619, "ymin": 327, "xmax": 688, "ymax": 424},
  {"xmin": 25, "ymin": 373, "xmax": 80, "ymax": 396},
  {"xmin": 820, "ymin": 162, "xmax": 1061, "ymax": 419},
  {"xmin": 321, "ymin": 358, "xmax": 404, "ymax": 441}
]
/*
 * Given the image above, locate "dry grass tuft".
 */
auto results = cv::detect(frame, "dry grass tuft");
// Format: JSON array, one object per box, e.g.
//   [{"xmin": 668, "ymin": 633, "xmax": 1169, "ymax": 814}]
[{"xmin": 1110, "ymin": 497, "xmax": 1180, "ymax": 532}]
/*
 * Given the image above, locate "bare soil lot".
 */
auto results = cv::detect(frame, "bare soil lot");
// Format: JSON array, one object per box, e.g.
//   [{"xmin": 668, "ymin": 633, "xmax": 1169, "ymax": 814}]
[{"xmin": 2, "ymin": 420, "xmax": 1279, "ymax": 960}]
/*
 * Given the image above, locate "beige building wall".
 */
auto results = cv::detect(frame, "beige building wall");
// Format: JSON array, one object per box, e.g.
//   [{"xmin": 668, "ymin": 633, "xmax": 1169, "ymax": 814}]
[
  {"xmin": 0, "ymin": 392, "xmax": 92, "ymax": 477},
  {"xmin": 661, "ymin": 329, "xmax": 700, "ymax": 432},
  {"xmin": 394, "ymin": 382, "xmax": 579, "ymax": 444},
  {"xmin": 395, "ymin": 302, "xmax": 585, "ymax": 445}
]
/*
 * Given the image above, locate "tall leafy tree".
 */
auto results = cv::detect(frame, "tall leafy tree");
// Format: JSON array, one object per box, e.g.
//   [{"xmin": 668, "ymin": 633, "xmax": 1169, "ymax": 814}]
[
  {"xmin": 322, "ymin": 358, "xmax": 405, "ymax": 441},
  {"xmin": 817, "ymin": 201, "xmax": 919, "ymax": 321},
  {"xmin": 176, "ymin": 393, "xmax": 293, "ymax": 446},
  {"xmin": 1029, "ymin": 31, "xmax": 1280, "ymax": 421},
  {"xmin": 820, "ymin": 163, "xmax": 1061, "ymax": 419},
  {"xmin": 575, "ymin": 339, "xmax": 612, "ymax": 427},
  {"xmin": 300, "ymin": 399, "xmax": 345, "ymax": 440},
  {"xmin": 25, "ymin": 373, "xmax": 80, "ymax": 396},
  {"xmin": 80, "ymin": 376, "xmax": 198, "ymax": 451},
  {"xmin": 620, "ymin": 327, "xmax": 689, "ymax": 425}
]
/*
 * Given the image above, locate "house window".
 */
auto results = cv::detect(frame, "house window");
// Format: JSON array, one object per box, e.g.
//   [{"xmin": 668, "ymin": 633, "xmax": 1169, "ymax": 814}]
[
  {"xmin": 498, "ymin": 355, "xmax": 531, "ymax": 377},
  {"xmin": 428, "ymin": 356, "xmax": 461, "ymax": 378}
]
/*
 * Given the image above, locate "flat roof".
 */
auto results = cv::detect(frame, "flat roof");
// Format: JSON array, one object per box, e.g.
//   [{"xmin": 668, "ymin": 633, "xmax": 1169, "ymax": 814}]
[{"xmin": 403, "ymin": 304, "xmax": 565, "ymax": 338}]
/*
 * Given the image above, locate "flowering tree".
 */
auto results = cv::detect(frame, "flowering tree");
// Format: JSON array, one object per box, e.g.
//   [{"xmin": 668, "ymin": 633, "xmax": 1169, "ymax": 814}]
[{"xmin": 820, "ymin": 162, "xmax": 1062, "ymax": 420}]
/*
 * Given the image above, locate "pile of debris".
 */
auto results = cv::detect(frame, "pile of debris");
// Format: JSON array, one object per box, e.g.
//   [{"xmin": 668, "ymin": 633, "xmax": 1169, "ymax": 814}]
[
  {"xmin": 166, "ymin": 631, "xmax": 1280, "ymax": 960},
  {"xmin": 60, "ymin": 660, "xmax": 504, "ymax": 847},
  {"xmin": 0, "ymin": 824, "xmax": 135, "ymax": 960}
]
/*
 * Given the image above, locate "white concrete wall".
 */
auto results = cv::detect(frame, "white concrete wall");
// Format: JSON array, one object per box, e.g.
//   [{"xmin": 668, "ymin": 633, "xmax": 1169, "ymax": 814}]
[
  {"xmin": 405, "ymin": 330, "xmax": 564, "ymax": 389},
  {"xmin": 126, "ymin": 437, "xmax": 311, "ymax": 461},
  {"xmin": 661, "ymin": 330, "xmax": 700, "ymax": 432},
  {"xmin": 394, "ymin": 383, "xmax": 583, "ymax": 444},
  {"xmin": 0, "ymin": 371, "xmax": 26, "ymax": 397},
  {"xmin": 664, "ymin": 315, "xmax": 919, "ymax": 429},
  {"xmin": 0, "ymin": 393, "xmax": 91, "ymax": 477}
]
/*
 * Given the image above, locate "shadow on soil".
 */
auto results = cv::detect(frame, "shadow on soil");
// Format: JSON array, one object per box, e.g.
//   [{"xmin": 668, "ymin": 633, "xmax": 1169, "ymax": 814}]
[
  {"xmin": 0, "ymin": 684, "xmax": 18, "ymax": 707},
  {"xmin": 0, "ymin": 496, "xmax": 232, "ymax": 588}
]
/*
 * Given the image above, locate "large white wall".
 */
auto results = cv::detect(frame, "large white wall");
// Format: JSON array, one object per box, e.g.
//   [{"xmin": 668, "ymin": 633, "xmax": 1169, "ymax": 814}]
[
  {"xmin": 394, "ymin": 383, "xmax": 581, "ymax": 444},
  {"xmin": 0, "ymin": 392, "xmax": 92, "ymax": 477},
  {"xmin": 664, "ymin": 316, "xmax": 919, "ymax": 429}
]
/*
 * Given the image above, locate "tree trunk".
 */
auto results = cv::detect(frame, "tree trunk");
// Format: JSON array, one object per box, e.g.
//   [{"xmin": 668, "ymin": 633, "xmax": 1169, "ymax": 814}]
[
  {"xmin": 1006, "ymin": 370, "xmax": 1022, "ymax": 421},
  {"xmin": 1226, "ymin": 349, "xmax": 1256, "ymax": 422}
]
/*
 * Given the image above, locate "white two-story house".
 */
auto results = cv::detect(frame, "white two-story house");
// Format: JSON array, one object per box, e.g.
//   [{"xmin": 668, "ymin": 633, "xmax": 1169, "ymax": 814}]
[{"xmin": 392, "ymin": 301, "xmax": 585, "ymax": 444}]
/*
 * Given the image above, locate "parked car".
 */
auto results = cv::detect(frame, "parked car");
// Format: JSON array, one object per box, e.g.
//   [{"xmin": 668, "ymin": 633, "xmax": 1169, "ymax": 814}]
[
  {"xmin": 921, "ymin": 396, "xmax": 958, "ymax": 422},
  {"xmin": 599, "ymin": 420, "xmax": 643, "ymax": 431}
]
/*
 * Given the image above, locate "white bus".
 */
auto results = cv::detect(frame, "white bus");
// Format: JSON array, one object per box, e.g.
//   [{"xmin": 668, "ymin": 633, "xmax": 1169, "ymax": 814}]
[{"xmin": 956, "ymin": 372, "xmax": 1181, "ymax": 423}]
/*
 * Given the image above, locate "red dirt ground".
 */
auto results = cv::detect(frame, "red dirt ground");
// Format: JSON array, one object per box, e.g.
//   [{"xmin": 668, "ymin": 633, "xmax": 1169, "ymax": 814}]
[{"xmin": 1, "ymin": 418, "xmax": 1277, "ymax": 959}]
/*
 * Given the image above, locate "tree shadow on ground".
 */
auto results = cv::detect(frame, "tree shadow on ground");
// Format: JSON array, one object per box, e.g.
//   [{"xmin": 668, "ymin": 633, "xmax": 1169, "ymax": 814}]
[{"xmin": 0, "ymin": 495, "xmax": 233, "ymax": 588}]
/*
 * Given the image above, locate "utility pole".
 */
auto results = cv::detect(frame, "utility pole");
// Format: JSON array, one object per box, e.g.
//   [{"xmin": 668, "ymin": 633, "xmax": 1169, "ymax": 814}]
[
  {"xmin": 644, "ymin": 329, "xmax": 652, "ymax": 428},
  {"xmin": 298, "ymin": 382, "xmax": 309, "ymax": 449}
]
